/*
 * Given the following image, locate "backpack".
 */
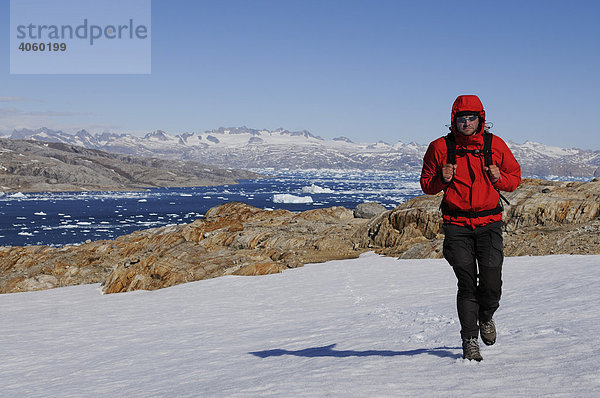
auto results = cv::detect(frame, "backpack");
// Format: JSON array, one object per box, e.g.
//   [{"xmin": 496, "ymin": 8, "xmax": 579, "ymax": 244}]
[{"xmin": 441, "ymin": 131, "xmax": 509, "ymax": 218}]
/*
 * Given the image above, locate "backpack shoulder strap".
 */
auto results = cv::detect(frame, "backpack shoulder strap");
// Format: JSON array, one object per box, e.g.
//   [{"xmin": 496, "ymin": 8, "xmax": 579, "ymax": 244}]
[
  {"xmin": 444, "ymin": 132, "xmax": 456, "ymax": 165},
  {"xmin": 482, "ymin": 132, "xmax": 511, "ymax": 205},
  {"xmin": 483, "ymin": 132, "xmax": 493, "ymax": 166}
]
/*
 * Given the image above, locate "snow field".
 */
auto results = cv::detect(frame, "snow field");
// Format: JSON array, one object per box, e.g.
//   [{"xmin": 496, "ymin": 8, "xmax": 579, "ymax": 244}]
[{"xmin": 1, "ymin": 253, "xmax": 599, "ymax": 397}]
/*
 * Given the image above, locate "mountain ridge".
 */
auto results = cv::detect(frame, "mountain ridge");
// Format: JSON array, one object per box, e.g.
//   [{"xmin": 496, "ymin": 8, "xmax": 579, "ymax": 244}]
[{"xmin": 4, "ymin": 127, "xmax": 600, "ymax": 177}]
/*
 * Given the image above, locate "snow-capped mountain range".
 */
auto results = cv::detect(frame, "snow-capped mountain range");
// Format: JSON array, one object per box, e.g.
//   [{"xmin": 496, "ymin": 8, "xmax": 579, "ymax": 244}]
[{"xmin": 4, "ymin": 127, "xmax": 600, "ymax": 177}]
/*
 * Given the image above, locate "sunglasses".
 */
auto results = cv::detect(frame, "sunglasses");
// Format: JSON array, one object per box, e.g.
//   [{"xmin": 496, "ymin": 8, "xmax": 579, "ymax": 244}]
[{"xmin": 456, "ymin": 115, "xmax": 479, "ymax": 123}]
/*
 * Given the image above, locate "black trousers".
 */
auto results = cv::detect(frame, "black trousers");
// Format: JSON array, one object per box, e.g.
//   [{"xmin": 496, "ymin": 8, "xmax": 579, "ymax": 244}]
[{"xmin": 442, "ymin": 221, "xmax": 504, "ymax": 340}]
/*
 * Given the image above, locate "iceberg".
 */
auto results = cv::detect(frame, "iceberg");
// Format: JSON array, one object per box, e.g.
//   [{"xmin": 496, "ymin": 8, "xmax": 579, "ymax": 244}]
[
  {"xmin": 273, "ymin": 194, "xmax": 313, "ymax": 204},
  {"xmin": 301, "ymin": 184, "xmax": 334, "ymax": 194}
]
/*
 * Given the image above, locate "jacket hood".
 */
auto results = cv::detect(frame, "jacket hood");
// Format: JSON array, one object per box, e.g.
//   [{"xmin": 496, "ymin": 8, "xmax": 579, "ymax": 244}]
[{"xmin": 451, "ymin": 95, "xmax": 486, "ymax": 136}]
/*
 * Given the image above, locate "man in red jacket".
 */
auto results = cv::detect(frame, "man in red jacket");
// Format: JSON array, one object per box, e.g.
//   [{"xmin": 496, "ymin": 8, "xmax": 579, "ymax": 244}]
[{"xmin": 420, "ymin": 95, "xmax": 521, "ymax": 361}]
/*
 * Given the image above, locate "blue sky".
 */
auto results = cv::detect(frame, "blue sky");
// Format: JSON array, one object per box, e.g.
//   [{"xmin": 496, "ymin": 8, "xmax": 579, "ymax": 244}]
[{"xmin": 1, "ymin": 0, "xmax": 599, "ymax": 149}]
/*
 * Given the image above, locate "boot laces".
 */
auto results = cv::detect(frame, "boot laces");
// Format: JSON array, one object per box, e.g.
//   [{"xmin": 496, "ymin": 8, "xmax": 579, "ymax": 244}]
[
  {"xmin": 481, "ymin": 319, "xmax": 495, "ymax": 334},
  {"xmin": 463, "ymin": 337, "xmax": 481, "ymax": 357}
]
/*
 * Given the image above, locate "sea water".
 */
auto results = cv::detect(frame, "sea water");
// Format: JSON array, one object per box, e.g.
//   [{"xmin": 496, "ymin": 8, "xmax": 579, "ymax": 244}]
[{"xmin": 0, "ymin": 170, "xmax": 422, "ymax": 247}]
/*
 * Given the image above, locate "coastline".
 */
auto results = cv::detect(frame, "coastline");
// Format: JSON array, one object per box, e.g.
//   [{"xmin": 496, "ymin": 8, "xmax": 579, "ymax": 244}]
[{"xmin": 1, "ymin": 177, "xmax": 599, "ymax": 295}]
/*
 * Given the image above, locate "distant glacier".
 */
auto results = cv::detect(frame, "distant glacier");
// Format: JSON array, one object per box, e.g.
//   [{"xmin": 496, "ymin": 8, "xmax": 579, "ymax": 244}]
[{"xmin": 4, "ymin": 126, "xmax": 600, "ymax": 177}]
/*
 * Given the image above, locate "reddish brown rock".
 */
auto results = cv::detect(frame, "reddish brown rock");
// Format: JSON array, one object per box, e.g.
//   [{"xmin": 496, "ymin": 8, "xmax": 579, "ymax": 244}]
[
  {"xmin": 0, "ymin": 202, "xmax": 368, "ymax": 294},
  {"xmin": 1, "ymin": 178, "xmax": 599, "ymax": 295},
  {"xmin": 361, "ymin": 178, "xmax": 600, "ymax": 258}
]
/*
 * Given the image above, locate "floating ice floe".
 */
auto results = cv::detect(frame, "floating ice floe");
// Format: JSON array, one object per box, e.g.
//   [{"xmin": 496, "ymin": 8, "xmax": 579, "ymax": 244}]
[
  {"xmin": 8, "ymin": 192, "xmax": 27, "ymax": 198},
  {"xmin": 301, "ymin": 184, "xmax": 335, "ymax": 194},
  {"xmin": 138, "ymin": 199, "xmax": 148, "ymax": 202},
  {"xmin": 34, "ymin": 212, "xmax": 47, "ymax": 216},
  {"xmin": 273, "ymin": 194, "xmax": 313, "ymax": 204}
]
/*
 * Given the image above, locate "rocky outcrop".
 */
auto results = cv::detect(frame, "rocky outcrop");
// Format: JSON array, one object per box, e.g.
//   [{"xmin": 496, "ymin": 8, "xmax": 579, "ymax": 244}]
[
  {"xmin": 360, "ymin": 178, "xmax": 600, "ymax": 258},
  {"xmin": 0, "ymin": 139, "xmax": 263, "ymax": 192},
  {"xmin": 1, "ymin": 178, "xmax": 599, "ymax": 295},
  {"xmin": 0, "ymin": 202, "xmax": 368, "ymax": 294},
  {"xmin": 353, "ymin": 202, "xmax": 387, "ymax": 219}
]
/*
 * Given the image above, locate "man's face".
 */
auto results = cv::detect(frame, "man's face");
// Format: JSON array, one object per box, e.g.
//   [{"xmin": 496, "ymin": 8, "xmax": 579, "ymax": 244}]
[{"xmin": 456, "ymin": 115, "xmax": 479, "ymax": 136}]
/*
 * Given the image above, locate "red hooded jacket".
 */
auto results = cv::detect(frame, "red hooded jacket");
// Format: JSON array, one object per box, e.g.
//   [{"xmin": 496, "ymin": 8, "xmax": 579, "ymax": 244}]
[{"xmin": 420, "ymin": 95, "xmax": 521, "ymax": 228}]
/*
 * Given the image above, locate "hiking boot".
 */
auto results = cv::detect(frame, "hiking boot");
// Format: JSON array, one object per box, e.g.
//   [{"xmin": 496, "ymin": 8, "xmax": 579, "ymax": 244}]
[
  {"xmin": 480, "ymin": 319, "xmax": 496, "ymax": 346},
  {"xmin": 462, "ymin": 337, "xmax": 483, "ymax": 361}
]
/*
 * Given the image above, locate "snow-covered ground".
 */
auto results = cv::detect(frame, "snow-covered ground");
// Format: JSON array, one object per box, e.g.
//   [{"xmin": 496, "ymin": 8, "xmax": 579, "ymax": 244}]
[{"xmin": 1, "ymin": 253, "xmax": 599, "ymax": 397}]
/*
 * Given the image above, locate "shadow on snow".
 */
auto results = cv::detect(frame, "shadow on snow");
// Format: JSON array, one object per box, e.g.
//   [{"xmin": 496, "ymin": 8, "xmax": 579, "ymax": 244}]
[{"xmin": 250, "ymin": 344, "xmax": 462, "ymax": 359}]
